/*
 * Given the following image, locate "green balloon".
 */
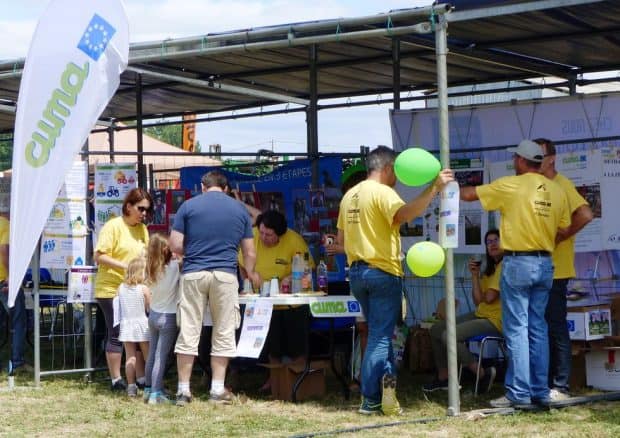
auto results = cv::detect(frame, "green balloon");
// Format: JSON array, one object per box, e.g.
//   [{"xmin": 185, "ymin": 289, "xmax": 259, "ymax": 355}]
[
  {"xmin": 406, "ymin": 241, "xmax": 445, "ymax": 277},
  {"xmin": 394, "ymin": 147, "xmax": 441, "ymax": 186}
]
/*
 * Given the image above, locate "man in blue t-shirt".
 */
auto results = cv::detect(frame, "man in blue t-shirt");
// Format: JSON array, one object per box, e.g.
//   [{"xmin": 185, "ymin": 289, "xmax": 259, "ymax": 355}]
[{"xmin": 170, "ymin": 170, "xmax": 259, "ymax": 406}]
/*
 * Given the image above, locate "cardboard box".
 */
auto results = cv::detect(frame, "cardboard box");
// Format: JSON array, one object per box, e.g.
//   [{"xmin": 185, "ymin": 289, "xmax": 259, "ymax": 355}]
[
  {"xmin": 261, "ymin": 360, "xmax": 328, "ymax": 401},
  {"xmin": 567, "ymin": 304, "xmax": 611, "ymax": 341},
  {"xmin": 585, "ymin": 347, "xmax": 620, "ymax": 391},
  {"xmin": 570, "ymin": 350, "xmax": 586, "ymax": 391}
]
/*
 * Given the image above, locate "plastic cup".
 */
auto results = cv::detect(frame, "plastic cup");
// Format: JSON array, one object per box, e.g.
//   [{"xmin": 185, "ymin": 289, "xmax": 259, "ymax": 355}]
[
  {"xmin": 242, "ymin": 279, "xmax": 253, "ymax": 294},
  {"xmin": 260, "ymin": 281, "xmax": 270, "ymax": 297},
  {"xmin": 269, "ymin": 277, "xmax": 279, "ymax": 296}
]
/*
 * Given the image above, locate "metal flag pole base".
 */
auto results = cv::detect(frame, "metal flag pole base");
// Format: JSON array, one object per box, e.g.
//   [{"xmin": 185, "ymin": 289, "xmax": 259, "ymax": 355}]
[{"xmin": 0, "ymin": 361, "xmax": 40, "ymax": 392}]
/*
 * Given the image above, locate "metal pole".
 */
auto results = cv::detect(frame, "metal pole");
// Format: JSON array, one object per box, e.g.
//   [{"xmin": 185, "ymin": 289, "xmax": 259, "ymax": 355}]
[
  {"xmin": 108, "ymin": 124, "xmax": 115, "ymax": 162},
  {"xmin": 135, "ymin": 73, "xmax": 146, "ymax": 189},
  {"xmin": 33, "ymin": 240, "xmax": 41, "ymax": 387},
  {"xmin": 81, "ymin": 139, "xmax": 93, "ymax": 380},
  {"xmin": 392, "ymin": 38, "xmax": 401, "ymax": 110},
  {"xmin": 435, "ymin": 15, "xmax": 460, "ymax": 417},
  {"xmin": 308, "ymin": 44, "xmax": 319, "ymax": 189}
]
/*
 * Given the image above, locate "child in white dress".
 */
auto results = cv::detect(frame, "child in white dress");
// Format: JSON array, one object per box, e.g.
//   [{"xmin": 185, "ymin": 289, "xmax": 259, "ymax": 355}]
[{"xmin": 118, "ymin": 256, "xmax": 151, "ymax": 397}]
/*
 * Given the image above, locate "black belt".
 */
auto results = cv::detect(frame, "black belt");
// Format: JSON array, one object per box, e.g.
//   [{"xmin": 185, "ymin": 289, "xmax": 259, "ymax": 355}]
[
  {"xmin": 504, "ymin": 250, "xmax": 550, "ymax": 257},
  {"xmin": 350, "ymin": 260, "xmax": 369, "ymax": 267}
]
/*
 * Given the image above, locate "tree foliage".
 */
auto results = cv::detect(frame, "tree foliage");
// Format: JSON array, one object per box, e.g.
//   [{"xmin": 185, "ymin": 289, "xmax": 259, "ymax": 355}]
[
  {"xmin": 143, "ymin": 123, "xmax": 201, "ymax": 152},
  {"xmin": 144, "ymin": 124, "xmax": 182, "ymax": 148}
]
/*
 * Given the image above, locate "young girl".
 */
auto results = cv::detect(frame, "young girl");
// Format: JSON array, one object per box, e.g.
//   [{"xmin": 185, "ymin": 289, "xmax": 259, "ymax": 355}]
[
  {"xmin": 143, "ymin": 234, "xmax": 180, "ymax": 404},
  {"xmin": 117, "ymin": 256, "xmax": 151, "ymax": 398}
]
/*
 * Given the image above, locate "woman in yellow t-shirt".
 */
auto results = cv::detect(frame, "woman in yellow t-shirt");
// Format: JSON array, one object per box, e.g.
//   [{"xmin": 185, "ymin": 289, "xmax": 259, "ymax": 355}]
[
  {"xmin": 238, "ymin": 210, "xmax": 313, "ymax": 393},
  {"xmin": 94, "ymin": 188, "xmax": 152, "ymax": 392},
  {"xmin": 424, "ymin": 229, "xmax": 504, "ymax": 394}
]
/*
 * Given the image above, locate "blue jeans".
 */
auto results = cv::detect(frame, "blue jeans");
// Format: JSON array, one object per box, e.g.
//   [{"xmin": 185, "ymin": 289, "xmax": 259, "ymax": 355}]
[
  {"xmin": 349, "ymin": 263, "xmax": 402, "ymax": 404},
  {"xmin": 1, "ymin": 288, "xmax": 27, "ymax": 368},
  {"xmin": 145, "ymin": 311, "xmax": 178, "ymax": 392},
  {"xmin": 500, "ymin": 255, "xmax": 553, "ymax": 403},
  {"xmin": 545, "ymin": 279, "xmax": 571, "ymax": 392}
]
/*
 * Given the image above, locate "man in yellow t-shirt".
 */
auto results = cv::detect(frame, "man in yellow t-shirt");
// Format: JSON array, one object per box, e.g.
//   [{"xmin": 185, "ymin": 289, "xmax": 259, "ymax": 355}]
[
  {"xmin": 337, "ymin": 145, "xmax": 454, "ymax": 415},
  {"xmin": 461, "ymin": 139, "xmax": 571, "ymax": 409},
  {"xmin": 535, "ymin": 138, "xmax": 593, "ymax": 400}
]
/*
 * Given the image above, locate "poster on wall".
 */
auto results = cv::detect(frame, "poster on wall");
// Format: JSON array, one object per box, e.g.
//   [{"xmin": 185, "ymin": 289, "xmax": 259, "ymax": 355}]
[
  {"xmin": 41, "ymin": 161, "xmax": 88, "ymax": 270},
  {"xmin": 40, "ymin": 235, "xmax": 88, "ymax": 269},
  {"xmin": 557, "ymin": 148, "xmax": 602, "ymax": 252},
  {"xmin": 94, "ymin": 163, "xmax": 137, "ymax": 235},
  {"xmin": 180, "ymin": 157, "xmax": 346, "ymax": 281},
  {"xmin": 600, "ymin": 146, "xmax": 620, "ymax": 250},
  {"xmin": 399, "ymin": 158, "xmax": 487, "ymax": 255},
  {"xmin": 148, "ymin": 189, "xmax": 167, "ymax": 233},
  {"xmin": 67, "ymin": 266, "xmax": 97, "ymax": 303}
]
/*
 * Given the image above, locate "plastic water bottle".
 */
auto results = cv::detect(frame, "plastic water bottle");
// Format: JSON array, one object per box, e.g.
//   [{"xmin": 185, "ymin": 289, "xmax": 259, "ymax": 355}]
[
  {"xmin": 291, "ymin": 252, "xmax": 303, "ymax": 293},
  {"xmin": 316, "ymin": 259, "xmax": 328, "ymax": 293},
  {"xmin": 301, "ymin": 252, "xmax": 312, "ymax": 292}
]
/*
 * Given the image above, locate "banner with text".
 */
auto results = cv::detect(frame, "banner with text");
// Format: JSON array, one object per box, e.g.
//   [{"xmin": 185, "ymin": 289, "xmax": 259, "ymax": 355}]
[{"xmin": 9, "ymin": 0, "xmax": 128, "ymax": 306}]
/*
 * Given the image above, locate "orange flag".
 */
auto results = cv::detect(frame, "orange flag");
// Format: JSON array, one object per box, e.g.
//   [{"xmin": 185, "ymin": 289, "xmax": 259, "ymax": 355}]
[{"xmin": 182, "ymin": 114, "xmax": 196, "ymax": 152}]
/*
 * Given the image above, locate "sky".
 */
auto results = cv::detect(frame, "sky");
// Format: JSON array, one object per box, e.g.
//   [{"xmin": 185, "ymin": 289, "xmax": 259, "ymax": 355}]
[{"xmin": 0, "ymin": 0, "xmax": 434, "ymax": 156}]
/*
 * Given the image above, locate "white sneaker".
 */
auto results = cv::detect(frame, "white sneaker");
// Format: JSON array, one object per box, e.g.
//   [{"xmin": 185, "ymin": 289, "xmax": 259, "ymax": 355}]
[
  {"xmin": 490, "ymin": 395, "xmax": 532, "ymax": 408},
  {"xmin": 549, "ymin": 389, "xmax": 570, "ymax": 401},
  {"xmin": 489, "ymin": 395, "xmax": 512, "ymax": 408}
]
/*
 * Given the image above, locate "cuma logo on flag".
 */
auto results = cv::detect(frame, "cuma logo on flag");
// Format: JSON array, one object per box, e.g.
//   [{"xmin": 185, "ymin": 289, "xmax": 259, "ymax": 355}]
[{"xmin": 77, "ymin": 14, "xmax": 116, "ymax": 61}]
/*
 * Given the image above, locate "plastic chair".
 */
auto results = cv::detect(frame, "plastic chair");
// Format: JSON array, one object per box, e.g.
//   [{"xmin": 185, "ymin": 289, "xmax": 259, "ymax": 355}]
[{"xmin": 463, "ymin": 334, "xmax": 506, "ymax": 396}]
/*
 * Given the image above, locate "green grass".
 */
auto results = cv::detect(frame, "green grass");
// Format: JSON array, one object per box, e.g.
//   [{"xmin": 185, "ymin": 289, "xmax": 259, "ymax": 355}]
[{"xmin": 1, "ymin": 367, "xmax": 620, "ymax": 437}]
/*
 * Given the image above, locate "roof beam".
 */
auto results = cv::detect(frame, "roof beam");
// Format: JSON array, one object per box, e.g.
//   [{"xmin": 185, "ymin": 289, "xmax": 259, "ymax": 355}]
[
  {"xmin": 468, "ymin": 26, "xmax": 620, "ymax": 50},
  {"xmin": 0, "ymin": 104, "xmax": 15, "ymax": 114},
  {"xmin": 399, "ymin": 35, "xmax": 574, "ymax": 79},
  {"xmin": 448, "ymin": 0, "xmax": 604, "ymax": 22},
  {"xmin": 126, "ymin": 66, "xmax": 310, "ymax": 106}
]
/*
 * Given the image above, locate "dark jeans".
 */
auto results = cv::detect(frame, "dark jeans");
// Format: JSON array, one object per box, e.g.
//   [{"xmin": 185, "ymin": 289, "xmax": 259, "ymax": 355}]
[
  {"xmin": 1, "ymin": 288, "xmax": 27, "ymax": 368},
  {"xmin": 545, "ymin": 278, "xmax": 571, "ymax": 392}
]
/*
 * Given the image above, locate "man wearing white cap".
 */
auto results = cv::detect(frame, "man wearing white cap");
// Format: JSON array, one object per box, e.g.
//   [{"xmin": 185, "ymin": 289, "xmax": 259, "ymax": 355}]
[{"xmin": 461, "ymin": 140, "xmax": 570, "ymax": 409}]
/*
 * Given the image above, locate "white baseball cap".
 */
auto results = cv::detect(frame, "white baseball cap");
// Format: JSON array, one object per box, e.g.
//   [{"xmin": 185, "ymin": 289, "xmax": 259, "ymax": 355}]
[{"xmin": 507, "ymin": 140, "xmax": 544, "ymax": 163}]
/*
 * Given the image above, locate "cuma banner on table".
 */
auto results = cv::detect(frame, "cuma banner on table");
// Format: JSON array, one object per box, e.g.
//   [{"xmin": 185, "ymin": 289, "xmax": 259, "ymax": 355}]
[{"xmin": 9, "ymin": 0, "xmax": 129, "ymax": 307}]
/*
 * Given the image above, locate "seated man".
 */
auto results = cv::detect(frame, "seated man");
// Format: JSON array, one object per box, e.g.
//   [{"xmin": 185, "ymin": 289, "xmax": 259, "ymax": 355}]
[{"xmin": 424, "ymin": 229, "xmax": 504, "ymax": 394}]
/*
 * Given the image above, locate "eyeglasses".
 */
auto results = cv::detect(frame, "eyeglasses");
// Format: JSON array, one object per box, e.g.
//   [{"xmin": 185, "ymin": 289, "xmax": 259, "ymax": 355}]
[
  {"xmin": 137, "ymin": 206, "xmax": 149, "ymax": 213},
  {"xmin": 486, "ymin": 238, "xmax": 499, "ymax": 245}
]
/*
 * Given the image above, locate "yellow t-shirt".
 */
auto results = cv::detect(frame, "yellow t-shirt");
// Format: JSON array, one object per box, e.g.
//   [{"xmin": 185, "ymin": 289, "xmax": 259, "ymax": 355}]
[
  {"xmin": 476, "ymin": 173, "xmax": 570, "ymax": 253},
  {"xmin": 0, "ymin": 216, "xmax": 9, "ymax": 282},
  {"xmin": 239, "ymin": 227, "xmax": 314, "ymax": 281},
  {"xmin": 94, "ymin": 216, "xmax": 149, "ymax": 299},
  {"xmin": 337, "ymin": 179, "xmax": 405, "ymax": 277},
  {"xmin": 475, "ymin": 262, "xmax": 502, "ymax": 332},
  {"xmin": 551, "ymin": 173, "xmax": 588, "ymax": 279}
]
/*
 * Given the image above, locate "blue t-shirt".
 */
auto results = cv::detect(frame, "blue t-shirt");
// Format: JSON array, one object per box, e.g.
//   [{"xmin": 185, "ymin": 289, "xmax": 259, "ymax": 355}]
[{"xmin": 172, "ymin": 191, "xmax": 253, "ymax": 274}]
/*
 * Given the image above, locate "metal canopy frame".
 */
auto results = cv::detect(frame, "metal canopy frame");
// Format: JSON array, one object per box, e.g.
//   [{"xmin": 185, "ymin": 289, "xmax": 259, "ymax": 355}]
[
  {"xmin": 1, "ymin": 0, "xmax": 619, "ymax": 416},
  {"xmin": 1, "ymin": 0, "xmax": 619, "ymax": 131}
]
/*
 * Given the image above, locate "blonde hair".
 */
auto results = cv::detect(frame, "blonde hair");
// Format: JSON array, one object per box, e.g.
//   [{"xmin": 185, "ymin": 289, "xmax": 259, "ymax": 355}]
[
  {"xmin": 124, "ymin": 256, "xmax": 146, "ymax": 286},
  {"xmin": 146, "ymin": 233, "xmax": 172, "ymax": 285}
]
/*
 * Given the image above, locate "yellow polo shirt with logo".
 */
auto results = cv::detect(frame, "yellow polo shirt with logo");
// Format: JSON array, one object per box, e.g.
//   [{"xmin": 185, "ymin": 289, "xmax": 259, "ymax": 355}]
[
  {"xmin": 94, "ymin": 216, "xmax": 149, "ymax": 299},
  {"xmin": 239, "ymin": 227, "xmax": 314, "ymax": 281},
  {"xmin": 475, "ymin": 262, "xmax": 502, "ymax": 332},
  {"xmin": 476, "ymin": 173, "xmax": 570, "ymax": 253},
  {"xmin": 550, "ymin": 173, "xmax": 588, "ymax": 279},
  {"xmin": 337, "ymin": 179, "xmax": 405, "ymax": 277},
  {"xmin": 0, "ymin": 216, "xmax": 9, "ymax": 282}
]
